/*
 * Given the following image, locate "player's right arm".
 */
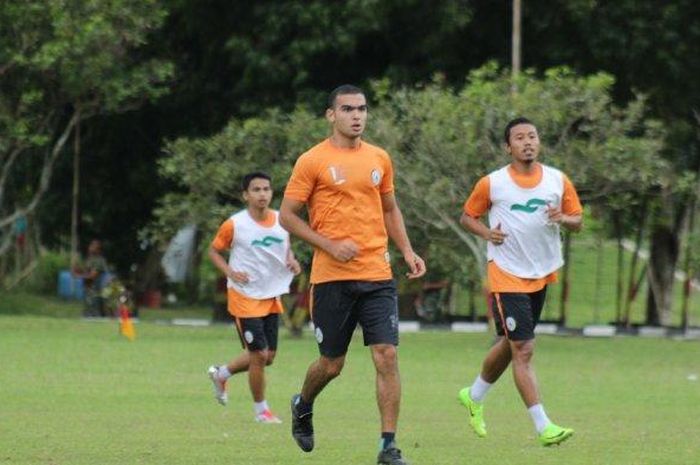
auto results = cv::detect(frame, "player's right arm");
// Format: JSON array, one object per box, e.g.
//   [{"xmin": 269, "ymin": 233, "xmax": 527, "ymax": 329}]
[
  {"xmin": 281, "ymin": 153, "xmax": 358, "ymax": 263},
  {"xmin": 208, "ymin": 220, "xmax": 249, "ymax": 283},
  {"xmin": 279, "ymin": 197, "xmax": 358, "ymax": 262},
  {"xmin": 460, "ymin": 177, "xmax": 507, "ymax": 245}
]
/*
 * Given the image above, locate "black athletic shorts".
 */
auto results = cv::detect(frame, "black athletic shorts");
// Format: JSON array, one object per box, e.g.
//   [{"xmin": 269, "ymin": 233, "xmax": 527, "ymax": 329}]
[
  {"xmin": 491, "ymin": 287, "xmax": 547, "ymax": 341},
  {"xmin": 234, "ymin": 313, "xmax": 280, "ymax": 352},
  {"xmin": 310, "ymin": 280, "xmax": 399, "ymax": 358}
]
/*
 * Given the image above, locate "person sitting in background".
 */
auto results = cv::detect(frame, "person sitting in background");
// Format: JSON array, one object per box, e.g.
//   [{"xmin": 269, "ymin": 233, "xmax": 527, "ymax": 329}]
[{"xmin": 73, "ymin": 239, "xmax": 109, "ymax": 317}]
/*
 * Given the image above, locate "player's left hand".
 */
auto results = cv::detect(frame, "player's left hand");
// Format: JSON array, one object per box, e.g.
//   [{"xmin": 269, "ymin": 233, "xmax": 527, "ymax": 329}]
[
  {"xmin": 546, "ymin": 204, "xmax": 563, "ymax": 224},
  {"xmin": 404, "ymin": 252, "xmax": 426, "ymax": 279},
  {"xmin": 287, "ymin": 257, "xmax": 302, "ymax": 275}
]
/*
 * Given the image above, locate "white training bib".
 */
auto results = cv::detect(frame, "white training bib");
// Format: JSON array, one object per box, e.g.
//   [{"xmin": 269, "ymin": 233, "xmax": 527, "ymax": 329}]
[
  {"xmin": 486, "ymin": 165, "xmax": 565, "ymax": 279},
  {"xmin": 227, "ymin": 209, "xmax": 293, "ymax": 299}
]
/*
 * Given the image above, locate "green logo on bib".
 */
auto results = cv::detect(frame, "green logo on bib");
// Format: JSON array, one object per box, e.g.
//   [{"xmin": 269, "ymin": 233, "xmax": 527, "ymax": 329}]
[
  {"xmin": 510, "ymin": 198, "xmax": 547, "ymax": 213},
  {"xmin": 251, "ymin": 236, "xmax": 284, "ymax": 247}
]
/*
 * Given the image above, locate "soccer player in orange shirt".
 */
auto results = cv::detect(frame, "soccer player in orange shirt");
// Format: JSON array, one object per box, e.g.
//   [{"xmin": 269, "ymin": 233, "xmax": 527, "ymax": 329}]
[
  {"xmin": 207, "ymin": 172, "xmax": 301, "ymax": 424},
  {"xmin": 280, "ymin": 85, "xmax": 426, "ymax": 465},
  {"xmin": 458, "ymin": 117, "xmax": 582, "ymax": 446}
]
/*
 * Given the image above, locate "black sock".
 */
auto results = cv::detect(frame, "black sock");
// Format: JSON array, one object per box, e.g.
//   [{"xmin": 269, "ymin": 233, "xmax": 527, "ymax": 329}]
[
  {"xmin": 381, "ymin": 432, "xmax": 396, "ymax": 450},
  {"xmin": 295, "ymin": 395, "xmax": 313, "ymax": 416}
]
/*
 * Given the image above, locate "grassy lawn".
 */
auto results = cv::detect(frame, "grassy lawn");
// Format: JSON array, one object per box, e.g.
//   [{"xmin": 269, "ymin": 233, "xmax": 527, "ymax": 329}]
[
  {"xmin": 1, "ymin": 315, "xmax": 698, "ymax": 465},
  {"xmin": 0, "ymin": 291, "xmax": 212, "ymax": 322}
]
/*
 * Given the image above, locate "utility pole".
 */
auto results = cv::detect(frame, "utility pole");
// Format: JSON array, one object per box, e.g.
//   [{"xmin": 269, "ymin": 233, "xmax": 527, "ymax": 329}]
[{"xmin": 512, "ymin": 0, "xmax": 522, "ymax": 93}]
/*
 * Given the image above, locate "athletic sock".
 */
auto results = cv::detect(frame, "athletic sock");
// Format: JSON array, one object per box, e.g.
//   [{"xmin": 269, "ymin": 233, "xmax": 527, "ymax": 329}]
[
  {"xmin": 254, "ymin": 400, "xmax": 269, "ymax": 415},
  {"xmin": 294, "ymin": 394, "xmax": 313, "ymax": 416},
  {"xmin": 528, "ymin": 404, "xmax": 551, "ymax": 433},
  {"xmin": 470, "ymin": 375, "xmax": 492, "ymax": 402},
  {"xmin": 218, "ymin": 366, "xmax": 232, "ymax": 380},
  {"xmin": 379, "ymin": 432, "xmax": 396, "ymax": 450}
]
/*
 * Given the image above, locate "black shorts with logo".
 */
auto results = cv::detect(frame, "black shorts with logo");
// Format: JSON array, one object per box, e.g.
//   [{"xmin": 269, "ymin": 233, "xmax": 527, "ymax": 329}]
[
  {"xmin": 310, "ymin": 280, "xmax": 399, "ymax": 358},
  {"xmin": 234, "ymin": 313, "xmax": 280, "ymax": 352},
  {"xmin": 491, "ymin": 287, "xmax": 547, "ymax": 341}
]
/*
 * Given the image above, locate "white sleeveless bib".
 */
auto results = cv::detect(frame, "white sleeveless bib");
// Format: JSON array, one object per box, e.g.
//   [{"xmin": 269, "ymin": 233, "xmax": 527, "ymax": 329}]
[
  {"xmin": 228, "ymin": 209, "xmax": 293, "ymax": 299},
  {"xmin": 487, "ymin": 165, "xmax": 564, "ymax": 279}
]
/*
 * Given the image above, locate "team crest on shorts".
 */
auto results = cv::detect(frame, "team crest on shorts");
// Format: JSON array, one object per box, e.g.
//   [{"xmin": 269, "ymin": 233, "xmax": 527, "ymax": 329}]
[
  {"xmin": 244, "ymin": 330, "xmax": 254, "ymax": 343},
  {"xmin": 315, "ymin": 327, "xmax": 324, "ymax": 343},
  {"xmin": 371, "ymin": 169, "xmax": 382, "ymax": 186},
  {"xmin": 389, "ymin": 312, "xmax": 399, "ymax": 330},
  {"xmin": 506, "ymin": 317, "xmax": 517, "ymax": 332}
]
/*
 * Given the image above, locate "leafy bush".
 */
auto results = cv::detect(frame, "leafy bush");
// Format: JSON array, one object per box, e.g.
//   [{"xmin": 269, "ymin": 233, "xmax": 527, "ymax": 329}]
[{"xmin": 22, "ymin": 250, "xmax": 71, "ymax": 295}]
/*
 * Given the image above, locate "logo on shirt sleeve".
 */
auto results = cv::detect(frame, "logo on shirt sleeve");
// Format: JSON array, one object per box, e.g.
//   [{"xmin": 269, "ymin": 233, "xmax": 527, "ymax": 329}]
[{"xmin": 371, "ymin": 169, "xmax": 382, "ymax": 186}]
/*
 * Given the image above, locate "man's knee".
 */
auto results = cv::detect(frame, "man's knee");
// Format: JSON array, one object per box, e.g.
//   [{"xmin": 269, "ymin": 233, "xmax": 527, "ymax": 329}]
[
  {"xmin": 319, "ymin": 356, "xmax": 345, "ymax": 379},
  {"xmin": 371, "ymin": 344, "xmax": 398, "ymax": 372},
  {"xmin": 249, "ymin": 349, "xmax": 269, "ymax": 366},
  {"xmin": 510, "ymin": 339, "xmax": 535, "ymax": 363},
  {"xmin": 265, "ymin": 351, "xmax": 276, "ymax": 366}
]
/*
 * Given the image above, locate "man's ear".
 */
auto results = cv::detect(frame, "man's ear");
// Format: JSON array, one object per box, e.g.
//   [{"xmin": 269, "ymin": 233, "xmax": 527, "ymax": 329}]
[{"xmin": 325, "ymin": 107, "xmax": 335, "ymax": 123}]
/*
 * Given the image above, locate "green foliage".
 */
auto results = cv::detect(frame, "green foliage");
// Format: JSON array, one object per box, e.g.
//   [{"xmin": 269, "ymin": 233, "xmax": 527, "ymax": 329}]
[
  {"xmin": 146, "ymin": 107, "xmax": 327, "ymax": 263},
  {"xmin": 684, "ymin": 231, "xmax": 700, "ymax": 280},
  {"xmin": 150, "ymin": 64, "xmax": 664, "ymax": 288},
  {"xmin": 0, "ymin": 0, "xmax": 173, "ymax": 252},
  {"xmin": 17, "ymin": 250, "xmax": 71, "ymax": 295},
  {"xmin": 369, "ymin": 64, "xmax": 666, "ymax": 283}
]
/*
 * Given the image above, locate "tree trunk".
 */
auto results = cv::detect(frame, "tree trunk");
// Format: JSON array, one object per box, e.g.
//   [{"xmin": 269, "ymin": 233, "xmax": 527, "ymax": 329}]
[
  {"xmin": 623, "ymin": 200, "xmax": 648, "ymax": 327},
  {"xmin": 645, "ymin": 224, "xmax": 679, "ymax": 326},
  {"xmin": 71, "ymin": 111, "xmax": 81, "ymax": 268}
]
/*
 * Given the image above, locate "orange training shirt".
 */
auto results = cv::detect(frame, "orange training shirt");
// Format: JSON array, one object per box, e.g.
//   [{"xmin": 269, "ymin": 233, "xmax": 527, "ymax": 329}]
[
  {"xmin": 211, "ymin": 211, "xmax": 284, "ymax": 317},
  {"xmin": 284, "ymin": 138, "xmax": 394, "ymax": 284},
  {"xmin": 463, "ymin": 164, "xmax": 583, "ymax": 293}
]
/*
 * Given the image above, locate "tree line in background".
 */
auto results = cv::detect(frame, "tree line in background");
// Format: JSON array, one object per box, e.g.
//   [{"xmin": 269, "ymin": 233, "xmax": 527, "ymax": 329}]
[{"xmin": 2, "ymin": 0, "xmax": 699, "ymax": 326}]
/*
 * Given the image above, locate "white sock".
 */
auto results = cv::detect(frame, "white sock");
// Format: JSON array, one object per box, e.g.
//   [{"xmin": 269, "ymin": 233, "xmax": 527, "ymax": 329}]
[
  {"xmin": 528, "ymin": 404, "xmax": 551, "ymax": 433},
  {"xmin": 218, "ymin": 366, "xmax": 232, "ymax": 380},
  {"xmin": 469, "ymin": 375, "xmax": 492, "ymax": 403},
  {"xmin": 254, "ymin": 400, "xmax": 269, "ymax": 415}
]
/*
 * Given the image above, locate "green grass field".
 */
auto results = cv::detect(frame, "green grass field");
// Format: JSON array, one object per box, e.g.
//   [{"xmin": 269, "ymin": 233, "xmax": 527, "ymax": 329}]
[{"xmin": 2, "ymin": 315, "xmax": 698, "ymax": 465}]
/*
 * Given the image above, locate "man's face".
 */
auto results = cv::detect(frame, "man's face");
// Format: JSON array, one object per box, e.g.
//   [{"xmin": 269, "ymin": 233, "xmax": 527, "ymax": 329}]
[
  {"xmin": 326, "ymin": 93, "xmax": 367, "ymax": 139},
  {"xmin": 506, "ymin": 123, "xmax": 540, "ymax": 163},
  {"xmin": 88, "ymin": 240, "xmax": 101, "ymax": 255},
  {"xmin": 243, "ymin": 178, "xmax": 272, "ymax": 209}
]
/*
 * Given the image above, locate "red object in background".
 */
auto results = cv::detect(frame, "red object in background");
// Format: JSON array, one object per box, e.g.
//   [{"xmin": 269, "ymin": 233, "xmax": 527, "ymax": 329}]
[{"xmin": 139, "ymin": 289, "xmax": 162, "ymax": 308}]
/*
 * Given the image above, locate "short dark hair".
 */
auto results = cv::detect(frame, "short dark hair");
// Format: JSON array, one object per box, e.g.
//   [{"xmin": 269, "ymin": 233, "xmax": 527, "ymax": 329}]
[
  {"xmin": 504, "ymin": 117, "xmax": 535, "ymax": 144},
  {"xmin": 241, "ymin": 171, "xmax": 271, "ymax": 191},
  {"xmin": 327, "ymin": 84, "xmax": 365, "ymax": 109}
]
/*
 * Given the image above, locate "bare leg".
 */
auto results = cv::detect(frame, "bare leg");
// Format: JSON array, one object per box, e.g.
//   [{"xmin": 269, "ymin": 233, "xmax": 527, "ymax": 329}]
[
  {"xmin": 509, "ymin": 339, "xmax": 540, "ymax": 407},
  {"xmin": 480, "ymin": 336, "xmax": 512, "ymax": 383},
  {"xmin": 371, "ymin": 344, "xmax": 400, "ymax": 432},
  {"xmin": 247, "ymin": 349, "xmax": 268, "ymax": 402},
  {"xmin": 300, "ymin": 355, "xmax": 345, "ymax": 402},
  {"xmin": 226, "ymin": 351, "xmax": 250, "ymax": 375}
]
